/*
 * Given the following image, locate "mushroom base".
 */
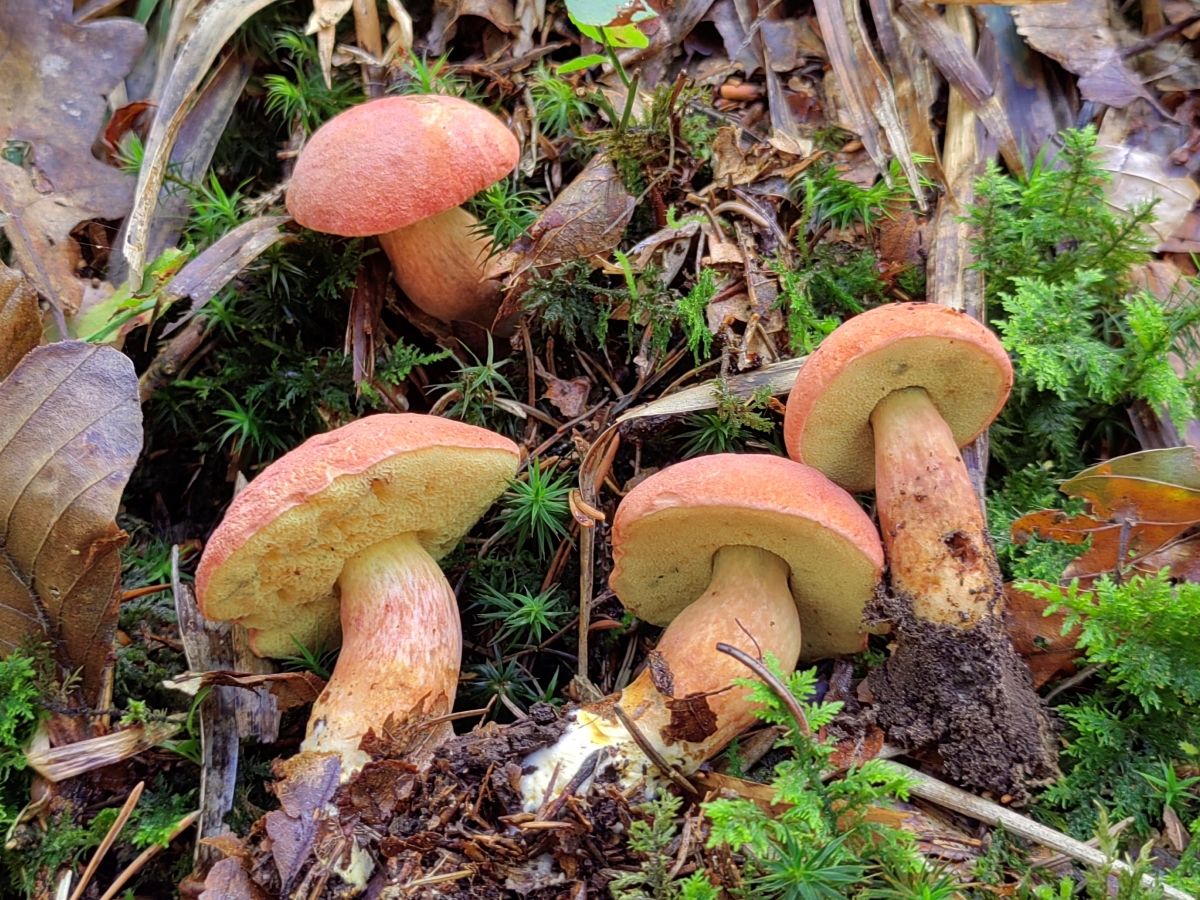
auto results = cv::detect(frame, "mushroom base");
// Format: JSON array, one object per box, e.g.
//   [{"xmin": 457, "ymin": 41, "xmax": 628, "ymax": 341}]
[
  {"xmin": 865, "ymin": 587, "xmax": 1059, "ymax": 804},
  {"xmin": 519, "ymin": 545, "xmax": 801, "ymax": 811},
  {"xmin": 378, "ymin": 206, "xmax": 503, "ymax": 330},
  {"xmin": 300, "ymin": 531, "xmax": 460, "ymax": 773}
]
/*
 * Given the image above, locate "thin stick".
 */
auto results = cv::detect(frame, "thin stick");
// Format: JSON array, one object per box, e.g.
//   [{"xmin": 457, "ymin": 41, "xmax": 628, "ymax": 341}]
[
  {"xmin": 714, "ymin": 643, "xmax": 811, "ymax": 737},
  {"xmin": 885, "ymin": 762, "xmax": 1196, "ymax": 900},
  {"xmin": 70, "ymin": 782, "xmax": 145, "ymax": 900},
  {"xmin": 121, "ymin": 584, "xmax": 172, "ymax": 601},
  {"xmin": 540, "ymin": 749, "xmax": 606, "ymax": 821},
  {"xmin": 611, "ymin": 703, "xmax": 700, "ymax": 801},
  {"xmin": 97, "ymin": 811, "xmax": 200, "ymax": 900}
]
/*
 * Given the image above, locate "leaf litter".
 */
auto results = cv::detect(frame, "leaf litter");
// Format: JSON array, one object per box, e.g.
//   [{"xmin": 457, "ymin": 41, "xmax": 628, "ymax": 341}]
[{"xmin": 2, "ymin": 0, "xmax": 1200, "ymax": 897}]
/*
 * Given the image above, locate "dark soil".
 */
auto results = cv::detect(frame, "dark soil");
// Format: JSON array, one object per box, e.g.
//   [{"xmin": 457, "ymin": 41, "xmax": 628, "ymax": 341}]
[{"xmin": 865, "ymin": 587, "xmax": 1060, "ymax": 805}]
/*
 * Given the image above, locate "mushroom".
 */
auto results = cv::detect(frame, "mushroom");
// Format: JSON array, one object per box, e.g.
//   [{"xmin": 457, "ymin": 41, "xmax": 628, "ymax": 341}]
[
  {"xmin": 285, "ymin": 95, "xmax": 520, "ymax": 330},
  {"xmin": 519, "ymin": 454, "xmax": 883, "ymax": 809},
  {"xmin": 784, "ymin": 302, "xmax": 1057, "ymax": 799},
  {"xmin": 195, "ymin": 413, "xmax": 519, "ymax": 776}
]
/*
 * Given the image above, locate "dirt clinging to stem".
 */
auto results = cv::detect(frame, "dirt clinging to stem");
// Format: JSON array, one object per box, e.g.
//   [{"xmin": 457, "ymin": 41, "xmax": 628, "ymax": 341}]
[{"xmin": 865, "ymin": 585, "xmax": 1060, "ymax": 805}]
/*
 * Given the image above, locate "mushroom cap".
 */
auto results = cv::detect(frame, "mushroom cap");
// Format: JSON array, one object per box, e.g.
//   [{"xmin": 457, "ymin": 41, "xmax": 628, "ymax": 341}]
[
  {"xmin": 785, "ymin": 303, "xmax": 1013, "ymax": 492},
  {"xmin": 195, "ymin": 414, "xmax": 519, "ymax": 658},
  {"xmin": 609, "ymin": 454, "xmax": 884, "ymax": 660},
  {"xmin": 285, "ymin": 95, "xmax": 520, "ymax": 237}
]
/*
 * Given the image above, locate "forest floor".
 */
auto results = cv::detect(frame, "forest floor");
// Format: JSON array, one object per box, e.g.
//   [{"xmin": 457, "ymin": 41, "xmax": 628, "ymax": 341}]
[{"xmin": 2, "ymin": 0, "xmax": 1200, "ymax": 897}]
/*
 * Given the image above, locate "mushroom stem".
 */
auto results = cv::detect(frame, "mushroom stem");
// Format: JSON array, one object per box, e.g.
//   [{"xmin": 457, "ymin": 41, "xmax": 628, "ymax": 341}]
[
  {"xmin": 867, "ymin": 386, "xmax": 1058, "ymax": 800},
  {"xmin": 870, "ymin": 387, "xmax": 997, "ymax": 628},
  {"xmin": 519, "ymin": 545, "xmax": 800, "ymax": 811},
  {"xmin": 377, "ymin": 206, "xmax": 502, "ymax": 329},
  {"xmin": 300, "ymin": 532, "xmax": 460, "ymax": 773}
]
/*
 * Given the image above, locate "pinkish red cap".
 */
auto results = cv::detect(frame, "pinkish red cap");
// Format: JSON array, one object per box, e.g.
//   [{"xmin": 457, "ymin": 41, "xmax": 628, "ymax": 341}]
[{"xmin": 286, "ymin": 95, "xmax": 520, "ymax": 237}]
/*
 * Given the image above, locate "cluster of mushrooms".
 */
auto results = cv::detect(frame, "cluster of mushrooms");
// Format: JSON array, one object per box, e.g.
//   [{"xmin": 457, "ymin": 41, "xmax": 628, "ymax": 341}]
[
  {"xmin": 195, "ymin": 302, "xmax": 1053, "ymax": 811},
  {"xmin": 193, "ymin": 94, "xmax": 1056, "ymax": 878}
]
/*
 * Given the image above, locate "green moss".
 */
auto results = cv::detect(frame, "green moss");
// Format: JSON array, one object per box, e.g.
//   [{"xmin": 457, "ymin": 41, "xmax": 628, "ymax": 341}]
[
  {"xmin": 775, "ymin": 243, "xmax": 885, "ymax": 354},
  {"xmin": 967, "ymin": 126, "xmax": 1200, "ymax": 472}
]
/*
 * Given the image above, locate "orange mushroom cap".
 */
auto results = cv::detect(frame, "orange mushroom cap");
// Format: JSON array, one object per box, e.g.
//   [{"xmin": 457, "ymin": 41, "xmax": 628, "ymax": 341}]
[
  {"xmin": 195, "ymin": 413, "xmax": 519, "ymax": 658},
  {"xmin": 784, "ymin": 303, "xmax": 1013, "ymax": 492},
  {"xmin": 285, "ymin": 95, "xmax": 520, "ymax": 238},
  {"xmin": 610, "ymin": 454, "xmax": 884, "ymax": 660}
]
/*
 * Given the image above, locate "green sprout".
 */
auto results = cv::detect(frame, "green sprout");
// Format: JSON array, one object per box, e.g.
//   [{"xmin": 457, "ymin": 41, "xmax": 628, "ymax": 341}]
[
  {"xmin": 474, "ymin": 583, "xmax": 572, "ymax": 646},
  {"xmin": 495, "ymin": 458, "xmax": 573, "ymax": 558}
]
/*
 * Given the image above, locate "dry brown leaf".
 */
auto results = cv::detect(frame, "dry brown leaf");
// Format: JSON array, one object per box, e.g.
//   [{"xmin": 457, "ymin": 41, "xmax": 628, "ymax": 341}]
[
  {"xmin": 0, "ymin": 342, "xmax": 142, "ymax": 704},
  {"xmin": 1004, "ymin": 584, "xmax": 1080, "ymax": 688},
  {"xmin": 663, "ymin": 693, "xmax": 719, "ymax": 744},
  {"xmin": 1097, "ymin": 142, "xmax": 1200, "ymax": 246},
  {"xmin": 494, "ymin": 154, "xmax": 635, "ymax": 318},
  {"xmin": 0, "ymin": 0, "xmax": 143, "ymax": 321},
  {"xmin": 266, "ymin": 752, "xmax": 343, "ymax": 892},
  {"xmin": 1165, "ymin": 804, "xmax": 1190, "ymax": 854},
  {"xmin": 200, "ymin": 858, "xmax": 271, "ymax": 900},
  {"xmin": 0, "ymin": 261, "xmax": 41, "ymax": 380},
  {"xmin": 1013, "ymin": 0, "xmax": 1155, "ymax": 109},
  {"xmin": 540, "ymin": 373, "xmax": 591, "ymax": 418},
  {"xmin": 1012, "ymin": 447, "xmax": 1200, "ymax": 584},
  {"xmin": 704, "ymin": 0, "xmax": 767, "ymax": 73},
  {"xmin": 504, "ymin": 153, "xmax": 634, "ymax": 272},
  {"xmin": 168, "ymin": 670, "xmax": 325, "ymax": 712},
  {"xmin": 711, "ymin": 128, "xmax": 777, "ymax": 186},
  {"xmin": 1138, "ymin": 534, "xmax": 1200, "ymax": 582},
  {"xmin": 690, "ymin": 770, "xmax": 791, "ymax": 814},
  {"xmin": 440, "ymin": 0, "xmax": 517, "ymax": 36},
  {"xmin": 1162, "ymin": 209, "xmax": 1200, "ymax": 254}
]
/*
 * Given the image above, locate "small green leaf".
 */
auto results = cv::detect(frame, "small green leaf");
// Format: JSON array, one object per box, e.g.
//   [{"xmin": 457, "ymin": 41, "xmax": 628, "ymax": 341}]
[
  {"xmin": 556, "ymin": 54, "xmax": 609, "ymax": 74},
  {"xmin": 563, "ymin": 0, "xmax": 655, "ymax": 28},
  {"xmin": 572, "ymin": 18, "xmax": 652, "ymax": 48}
]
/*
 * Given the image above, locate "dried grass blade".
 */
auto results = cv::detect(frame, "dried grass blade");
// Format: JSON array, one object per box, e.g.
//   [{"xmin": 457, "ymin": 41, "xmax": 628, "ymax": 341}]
[{"xmin": 122, "ymin": 0, "xmax": 281, "ymax": 286}]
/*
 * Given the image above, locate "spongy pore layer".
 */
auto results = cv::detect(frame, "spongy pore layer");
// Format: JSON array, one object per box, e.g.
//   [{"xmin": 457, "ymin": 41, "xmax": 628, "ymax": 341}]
[
  {"xmin": 785, "ymin": 303, "xmax": 1013, "ymax": 492},
  {"xmin": 609, "ymin": 454, "xmax": 884, "ymax": 661},
  {"xmin": 195, "ymin": 414, "xmax": 519, "ymax": 658}
]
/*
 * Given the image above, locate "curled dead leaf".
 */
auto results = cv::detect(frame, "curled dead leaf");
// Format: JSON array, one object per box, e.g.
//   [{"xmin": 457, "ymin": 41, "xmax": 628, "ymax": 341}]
[
  {"xmin": 0, "ymin": 342, "xmax": 142, "ymax": 705},
  {"xmin": 1004, "ymin": 584, "xmax": 1080, "ymax": 689},
  {"xmin": 0, "ymin": 0, "xmax": 144, "ymax": 319},
  {"xmin": 166, "ymin": 669, "xmax": 325, "ymax": 711},
  {"xmin": 494, "ymin": 154, "xmax": 635, "ymax": 319},
  {"xmin": 0, "ymin": 261, "xmax": 40, "ymax": 379}
]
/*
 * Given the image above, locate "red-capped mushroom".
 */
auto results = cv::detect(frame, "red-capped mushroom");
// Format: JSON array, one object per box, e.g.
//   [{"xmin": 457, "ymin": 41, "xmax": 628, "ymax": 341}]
[
  {"xmin": 519, "ymin": 454, "xmax": 883, "ymax": 809},
  {"xmin": 286, "ymin": 95, "xmax": 520, "ymax": 330},
  {"xmin": 784, "ymin": 302, "xmax": 1057, "ymax": 800},
  {"xmin": 196, "ymin": 413, "xmax": 519, "ymax": 776}
]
